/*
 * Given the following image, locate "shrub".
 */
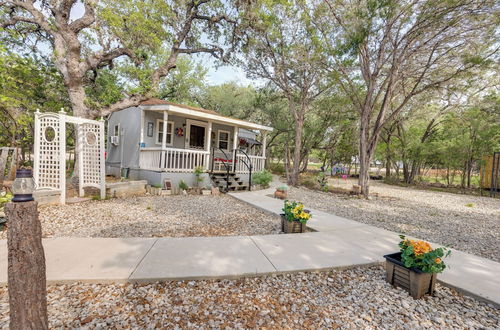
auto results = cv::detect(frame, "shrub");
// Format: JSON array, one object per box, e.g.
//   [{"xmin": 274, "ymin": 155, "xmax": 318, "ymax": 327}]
[
  {"xmin": 276, "ymin": 184, "xmax": 289, "ymax": 192},
  {"xmin": 399, "ymin": 235, "xmax": 450, "ymax": 273},
  {"xmin": 179, "ymin": 180, "xmax": 189, "ymax": 191},
  {"xmin": 269, "ymin": 162, "xmax": 285, "ymax": 175},
  {"xmin": 194, "ymin": 166, "xmax": 204, "ymax": 187},
  {"xmin": 253, "ymin": 169, "xmax": 273, "ymax": 188},
  {"xmin": 0, "ymin": 192, "xmax": 12, "ymax": 209},
  {"xmin": 299, "ymin": 174, "xmax": 317, "ymax": 189}
]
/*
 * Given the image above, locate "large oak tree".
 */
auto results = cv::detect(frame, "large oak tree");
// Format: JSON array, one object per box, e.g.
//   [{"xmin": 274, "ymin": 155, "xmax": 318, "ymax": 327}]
[{"xmin": 1, "ymin": 0, "xmax": 238, "ymax": 119}]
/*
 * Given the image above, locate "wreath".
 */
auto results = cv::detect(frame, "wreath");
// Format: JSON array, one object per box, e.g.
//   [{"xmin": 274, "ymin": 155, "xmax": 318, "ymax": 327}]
[{"xmin": 175, "ymin": 127, "xmax": 184, "ymax": 137}]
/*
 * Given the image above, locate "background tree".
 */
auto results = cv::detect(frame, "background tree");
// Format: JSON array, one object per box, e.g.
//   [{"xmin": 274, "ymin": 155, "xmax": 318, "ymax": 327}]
[
  {"xmin": 237, "ymin": 0, "xmax": 331, "ymax": 185},
  {"xmin": 318, "ymin": 0, "xmax": 497, "ymax": 196}
]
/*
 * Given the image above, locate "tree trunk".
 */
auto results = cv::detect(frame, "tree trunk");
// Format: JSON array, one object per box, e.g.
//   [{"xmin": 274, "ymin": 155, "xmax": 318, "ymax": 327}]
[
  {"xmin": 5, "ymin": 201, "xmax": 48, "ymax": 330},
  {"xmin": 299, "ymin": 153, "xmax": 309, "ymax": 173},
  {"xmin": 289, "ymin": 111, "xmax": 305, "ymax": 186},
  {"xmin": 284, "ymin": 141, "xmax": 290, "ymax": 183},
  {"xmin": 358, "ymin": 116, "xmax": 371, "ymax": 197}
]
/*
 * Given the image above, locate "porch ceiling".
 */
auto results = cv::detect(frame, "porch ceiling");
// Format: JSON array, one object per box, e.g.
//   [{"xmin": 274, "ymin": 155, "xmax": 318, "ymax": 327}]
[{"xmin": 140, "ymin": 102, "xmax": 273, "ymax": 132}]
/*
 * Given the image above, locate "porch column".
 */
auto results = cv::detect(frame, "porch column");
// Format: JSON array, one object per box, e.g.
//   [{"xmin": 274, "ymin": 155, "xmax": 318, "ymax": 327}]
[
  {"xmin": 139, "ymin": 108, "xmax": 144, "ymax": 147},
  {"xmin": 232, "ymin": 126, "xmax": 239, "ymax": 172},
  {"xmin": 206, "ymin": 121, "xmax": 212, "ymax": 170},
  {"xmin": 261, "ymin": 131, "xmax": 267, "ymax": 157},
  {"xmin": 161, "ymin": 111, "xmax": 168, "ymax": 169},
  {"xmin": 161, "ymin": 111, "xmax": 168, "ymax": 149}
]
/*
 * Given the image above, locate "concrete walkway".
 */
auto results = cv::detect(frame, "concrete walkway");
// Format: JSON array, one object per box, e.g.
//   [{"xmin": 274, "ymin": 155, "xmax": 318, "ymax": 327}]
[
  {"xmin": 0, "ymin": 187, "xmax": 498, "ymax": 306},
  {"xmin": 229, "ymin": 187, "xmax": 500, "ymax": 306}
]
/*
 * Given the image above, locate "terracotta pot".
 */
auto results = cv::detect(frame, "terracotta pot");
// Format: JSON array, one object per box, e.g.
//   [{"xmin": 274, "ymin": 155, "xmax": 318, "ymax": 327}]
[
  {"xmin": 274, "ymin": 189, "xmax": 288, "ymax": 199},
  {"xmin": 384, "ymin": 252, "xmax": 437, "ymax": 299}
]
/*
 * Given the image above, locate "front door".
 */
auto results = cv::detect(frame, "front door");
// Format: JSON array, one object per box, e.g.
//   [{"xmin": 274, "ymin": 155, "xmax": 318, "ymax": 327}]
[{"xmin": 185, "ymin": 119, "xmax": 208, "ymax": 150}]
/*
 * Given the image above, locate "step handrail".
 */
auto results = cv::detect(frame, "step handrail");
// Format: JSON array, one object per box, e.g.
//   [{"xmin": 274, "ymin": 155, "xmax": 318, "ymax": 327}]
[
  {"xmin": 235, "ymin": 149, "xmax": 253, "ymax": 191},
  {"xmin": 211, "ymin": 147, "xmax": 232, "ymax": 192}
]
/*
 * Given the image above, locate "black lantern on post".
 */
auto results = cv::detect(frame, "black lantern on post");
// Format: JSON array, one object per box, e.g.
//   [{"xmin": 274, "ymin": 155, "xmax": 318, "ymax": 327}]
[{"xmin": 11, "ymin": 169, "xmax": 35, "ymax": 202}]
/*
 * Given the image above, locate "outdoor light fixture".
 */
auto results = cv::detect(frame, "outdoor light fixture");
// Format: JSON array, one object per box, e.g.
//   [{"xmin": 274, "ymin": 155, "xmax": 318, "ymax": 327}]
[{"xmin": 11, "ymin": 169, "xmax": 35, "ymax": 202}]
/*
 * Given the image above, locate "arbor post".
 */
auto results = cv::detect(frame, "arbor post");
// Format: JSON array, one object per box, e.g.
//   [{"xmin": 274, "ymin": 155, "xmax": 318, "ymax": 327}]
[{"xmin": 5, "ymin": 200, "xmax": 48, "ymax": 329}]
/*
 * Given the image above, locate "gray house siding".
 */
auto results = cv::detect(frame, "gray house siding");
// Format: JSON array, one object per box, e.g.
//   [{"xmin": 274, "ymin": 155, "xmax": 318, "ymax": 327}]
[
  {"xmin": 143, "ymin": 111, "xmax": 237, "ymax": 152},
  {"xmin": 106, "ymin": 107, "xmax": 141, "ymax": 176}
]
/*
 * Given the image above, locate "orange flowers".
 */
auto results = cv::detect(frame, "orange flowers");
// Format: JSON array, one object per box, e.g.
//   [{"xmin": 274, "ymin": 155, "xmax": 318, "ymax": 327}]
[
  {"xmin": 404, "ymin": 239, "xmax": 433, "ymax": 256},
  {"xmin": 435, "ymin": 258, "xmax": 442, "ymax": 264}
]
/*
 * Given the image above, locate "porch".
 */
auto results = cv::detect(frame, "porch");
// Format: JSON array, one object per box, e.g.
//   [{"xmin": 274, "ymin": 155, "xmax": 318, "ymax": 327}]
[
  {"xmin": 136, "ymin": 100, "xmax": 271, "ymax": 175},
  {"xmin": 139, "ymin": 147, "xmax": 266, "ymax": 174}
]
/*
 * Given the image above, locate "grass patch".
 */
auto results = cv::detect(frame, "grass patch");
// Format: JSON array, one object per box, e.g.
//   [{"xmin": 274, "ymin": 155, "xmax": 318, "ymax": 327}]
[{"xmin": 465, "ymin": 203, "xmax": 474, "ymax": 207}]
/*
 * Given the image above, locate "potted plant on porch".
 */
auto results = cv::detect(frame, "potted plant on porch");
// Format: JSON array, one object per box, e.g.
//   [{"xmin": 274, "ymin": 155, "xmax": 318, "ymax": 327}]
[
  {"xmin": 384, "ymin": 235, "xmax": 451, "ymax": 299},
  {"xmin": 281, "ymin": 200, "xmax": 311, "ymax": 233}
]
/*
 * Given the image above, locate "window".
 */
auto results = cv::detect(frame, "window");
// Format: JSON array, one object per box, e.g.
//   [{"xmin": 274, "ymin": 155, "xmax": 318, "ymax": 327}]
[
  {"xmin": 156, "ymin": 119, "xmax": 174, "ymax": 146},
  {"xmin": 218, "ymin": 130, "xmax": 230, "ymax": 151},
  {"xmin": 113, "ymin": 124, "xmax": 119, "ymax": 137}
]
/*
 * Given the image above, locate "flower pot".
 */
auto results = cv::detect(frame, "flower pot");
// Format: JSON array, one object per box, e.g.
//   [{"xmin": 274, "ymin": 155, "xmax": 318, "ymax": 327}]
[
  {"xmin": 280, "ymin": 214, "xmax": 306, "ymax": 233},
  {"xmin": 384, "ymin": 252, "xmax": 437, "ymax": 299},
  {"xmin": 274, "ymin": 189, "xmax": 288, "ymax": 199}
]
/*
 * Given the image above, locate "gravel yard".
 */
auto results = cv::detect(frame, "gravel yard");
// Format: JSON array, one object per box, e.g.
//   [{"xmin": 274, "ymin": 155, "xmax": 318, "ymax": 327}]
[
  {"xmin": 0, "ymin": 195, "xmax": 281, "ymax": 238},
  {"xmin": 288, "ymin": 178, "xmax": 500, "ymax": 261},
  {"xmin": 0, "ymin": 265, "xmax": 497, "ymax": 329}
]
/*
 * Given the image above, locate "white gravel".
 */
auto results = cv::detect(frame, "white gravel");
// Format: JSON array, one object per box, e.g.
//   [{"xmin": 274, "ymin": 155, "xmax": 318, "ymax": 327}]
[
  {"xmin": 287, "ymin": 178, "xmax": 500, "ymax": 261},
  {"xmin": 0, "ymin": 195, "xmax": 281, "ymax": 238},
  {"xmin": 0, "ymin": 265, "xmax": 497, "ymax": 329}
]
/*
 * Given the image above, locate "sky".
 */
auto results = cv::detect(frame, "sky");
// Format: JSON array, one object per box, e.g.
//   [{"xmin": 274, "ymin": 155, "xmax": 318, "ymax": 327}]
[{"xmin": 194, "ymin": 54, "xmax": 257, "ymax": 86}]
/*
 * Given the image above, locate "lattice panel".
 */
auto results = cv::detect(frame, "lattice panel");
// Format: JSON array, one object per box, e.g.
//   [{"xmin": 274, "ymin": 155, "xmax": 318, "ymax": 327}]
[
  {"xmin": 79, "ymin": 123, "xmax": 102, "ymax": 187},
  {"xmin": 36, "ymin": 114, "xmax": 62, "ymax": 189}
]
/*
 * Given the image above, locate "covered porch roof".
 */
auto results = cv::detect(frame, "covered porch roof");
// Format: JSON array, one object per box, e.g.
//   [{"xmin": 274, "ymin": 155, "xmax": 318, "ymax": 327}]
[{"xmin": 140, "ymin": 98, "xmax": 273, "ymax": 132}]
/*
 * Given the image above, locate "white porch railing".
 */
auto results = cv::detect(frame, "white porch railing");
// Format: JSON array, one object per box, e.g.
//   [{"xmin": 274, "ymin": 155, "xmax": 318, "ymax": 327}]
[
  {"xmin": 235, "ymin": 154, "xmax": 265, "ymax": 174},
  {"xmin": 139, "ymin": 148, "xmax": 209, "ymax": 172}
]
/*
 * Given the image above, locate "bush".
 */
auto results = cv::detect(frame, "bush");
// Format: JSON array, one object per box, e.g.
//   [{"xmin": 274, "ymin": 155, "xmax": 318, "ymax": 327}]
[
  {"xmin": 269, "ymin": 162, "xmax": 285, "ymax": 175},
  {"xmin": 253, "ymin": 169, "xmax": 273, "ymax": 188},
  {"xmin": 179, "ymin": 180, "xmax": 189, "ymax": 191},
  {"xmin": 299, "ymin": 174, "xmax": 317, "ymax": 189}
]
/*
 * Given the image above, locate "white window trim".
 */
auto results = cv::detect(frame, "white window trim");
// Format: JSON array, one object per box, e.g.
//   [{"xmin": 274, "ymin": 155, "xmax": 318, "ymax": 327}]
[
  {"xmin": 217, "ymin": 129, "xmax": 230, "ymax": 152},
  {"xmin": 185, "ymin": 119, "xmax": 208, "ymax": 150},
  {"xmin": 155, "ymin": 119, "xmax": 174, "ymax": 146}
]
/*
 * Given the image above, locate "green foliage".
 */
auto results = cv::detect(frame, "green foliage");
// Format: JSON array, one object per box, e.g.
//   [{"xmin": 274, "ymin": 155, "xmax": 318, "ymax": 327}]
[
  {"xmin": 269, "ymin": 162, "xmax": 285, "ymax": 175},
  {"xmin": 317, "ymin": 172, "xmax": 328, "ymax": 191},
  {"xmin": 253, "ymin": 169, "xmax": 273, "ymax": 188},
  {"xmin": 159, "ymin": 57, "xmax": 208, "ymax": 105},
  {"xmin": 178, "ymin": 180, "xmax": 189, "ymax": 191},
  {"xmin": 399, "ymin": 235, "xmax": 450, "ymax": 274},
  {"xmin": 0, "ymin": 193, "xmax": 13, "ymax": 210},
  {"xmin": 0, "ymin": 48, "xmax": 69, "ymax": 149},
  {"xmin": 194, "ymin": 166, "xmax": 204, "ymax": 187},
  {"xmin": 276, "ymin": 184, "xmax": 289, "ymax": 192},
  {"xmin": 198, "ymin": 82, "xmax": 257, "ymax": 119}
]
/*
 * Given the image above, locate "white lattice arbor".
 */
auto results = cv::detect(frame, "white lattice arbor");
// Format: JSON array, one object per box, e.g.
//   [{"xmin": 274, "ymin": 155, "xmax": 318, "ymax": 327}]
[{"xmin": 34, "ymin": 110, "xmax": 105, "ymax": 204}]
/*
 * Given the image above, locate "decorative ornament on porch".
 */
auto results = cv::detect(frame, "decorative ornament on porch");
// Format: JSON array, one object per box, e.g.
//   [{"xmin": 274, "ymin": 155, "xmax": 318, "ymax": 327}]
[
  {"xmin": 384, "ymin": 235, "xmax": 451, "ymax": 299},
  {"xmin": 281, "ymin": 200, "xmax": 311, "ymax": 233},
  {"xmin": 175, "ymin": 127, "xmax": 184, "ymax": 137}
]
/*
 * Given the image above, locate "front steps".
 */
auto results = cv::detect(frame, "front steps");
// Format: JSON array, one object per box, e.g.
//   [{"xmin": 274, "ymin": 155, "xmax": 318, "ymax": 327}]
[{"xmin": 210, "ymin": 172, "xmax": 248, "ymax": 192}]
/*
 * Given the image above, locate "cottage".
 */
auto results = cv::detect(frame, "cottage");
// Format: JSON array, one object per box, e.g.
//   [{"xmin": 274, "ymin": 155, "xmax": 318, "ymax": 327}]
[{"xmin": 106, "ymin": 99, "xmax": 273, "ymax": 191}]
